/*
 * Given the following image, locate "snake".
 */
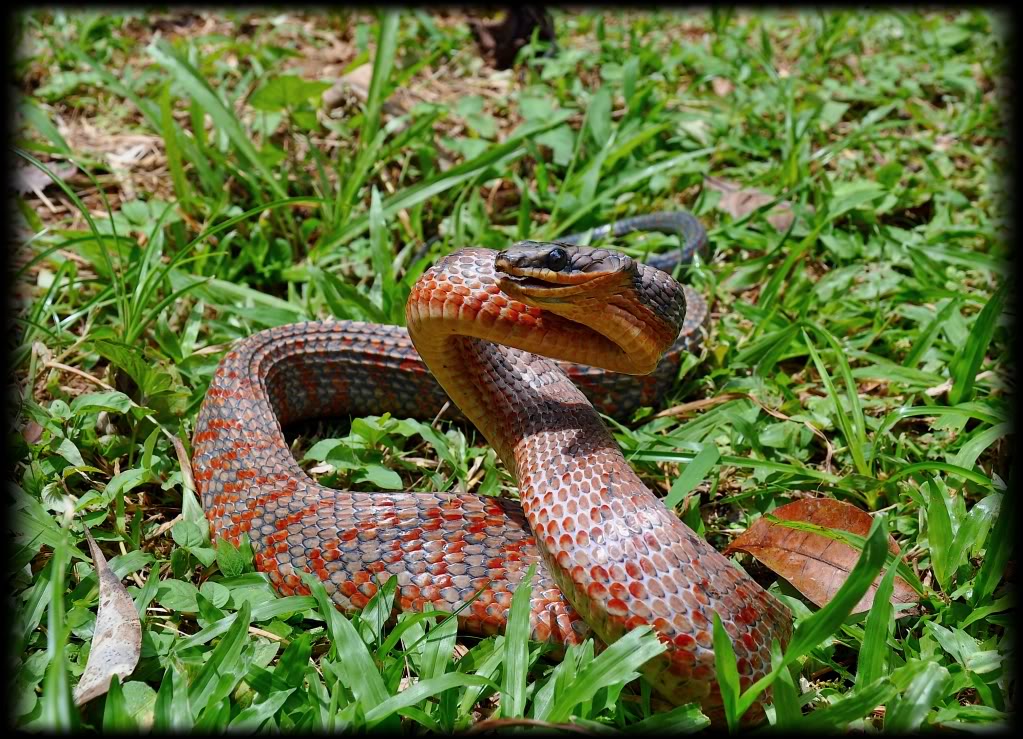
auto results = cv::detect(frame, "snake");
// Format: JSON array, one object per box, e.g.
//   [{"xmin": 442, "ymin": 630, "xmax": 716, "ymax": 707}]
[{"xmin": 192, "ymin": 212, "xmax": 792, "ymax": 723}]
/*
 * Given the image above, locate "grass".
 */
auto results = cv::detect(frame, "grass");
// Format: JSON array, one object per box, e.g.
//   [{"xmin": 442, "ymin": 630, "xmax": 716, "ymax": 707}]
[{"xmin": 10, "ymin": 8, "xmax": 1012, "ymax": 733}]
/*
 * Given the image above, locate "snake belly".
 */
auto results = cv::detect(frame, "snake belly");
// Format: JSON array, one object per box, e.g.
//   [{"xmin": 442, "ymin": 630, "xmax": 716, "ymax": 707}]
[{"xmin": 192, "ymin": 226, "xmax": 791, "ymax": 723}]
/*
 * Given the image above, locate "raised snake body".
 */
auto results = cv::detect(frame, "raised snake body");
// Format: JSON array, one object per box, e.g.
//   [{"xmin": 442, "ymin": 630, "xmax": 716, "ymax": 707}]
[{"xmin": 192, "ymin": 214, "xmax": 792, "ymax": 722}]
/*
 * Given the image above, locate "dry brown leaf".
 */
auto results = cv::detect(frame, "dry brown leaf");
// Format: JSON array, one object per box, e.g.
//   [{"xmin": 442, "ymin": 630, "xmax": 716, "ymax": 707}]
[
  {"xmin": 323, "ymin": 63, "xmax": 407, "ymax": 117},
  {"xmin": 705, "ymin": 175, "xmax": 813, "ymax": 232},
  {"xmin": 652, "ymin": 392, "xmax": 747, "ymax": 419},
  {"xmin": 725, "ymin": 498, "xmax": 919, "ymax": 614},
  {"xmin": 72, "ymin": 528, "xmax": 142, "ymax": 706}
]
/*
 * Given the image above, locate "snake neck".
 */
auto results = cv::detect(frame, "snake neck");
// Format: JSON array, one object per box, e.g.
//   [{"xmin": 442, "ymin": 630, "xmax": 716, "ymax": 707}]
[{"xmin": 405, "ymin": 248, "xmax": 613, "ymax": 472}]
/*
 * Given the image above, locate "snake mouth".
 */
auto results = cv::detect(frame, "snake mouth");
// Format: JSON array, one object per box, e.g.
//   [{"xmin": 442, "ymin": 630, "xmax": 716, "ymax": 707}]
[
  {"xmin": 497, "ymin": 269, "xmax": 629, "ymax": 303},
  {"xmin": 500, "ymin": 274, "xmax": 556, "ymax": 289}
]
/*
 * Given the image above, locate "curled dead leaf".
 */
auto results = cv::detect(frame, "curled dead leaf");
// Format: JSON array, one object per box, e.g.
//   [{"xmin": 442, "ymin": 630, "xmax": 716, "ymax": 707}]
[
  {"xmin": 725, "ymin": 498, "xmax": 920, "ymax": 615},
  {"xmin": 705, "ymin": 176, "xmax": 813, "ymax": 232},
  {"xmin": 72, "ymin": 528, "xmax": 142, "ymax": 706}
]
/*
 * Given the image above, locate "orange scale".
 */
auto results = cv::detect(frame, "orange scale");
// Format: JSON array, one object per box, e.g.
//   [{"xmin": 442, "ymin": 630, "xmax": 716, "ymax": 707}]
[
  {"xmin": 606, "ymin": 599, "xmax": 629, "ymax": 618},
  {"xmin": 674, "ymin": 633, "xmax": 697, "ymax": 650},
  {"xmin": 533, "ymin": 621, "xmax": 551, "ymax": 642},
  {"xmin": 340, "ymin": 581, "xmax": 359, "ymax": 597},
  {"xmin": 625, "ymin": 615, "xmax": 647, "ymax": 630}
]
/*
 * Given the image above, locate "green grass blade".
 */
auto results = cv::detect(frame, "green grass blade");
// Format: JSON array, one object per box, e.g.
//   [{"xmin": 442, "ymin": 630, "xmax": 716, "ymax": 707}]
[
  {"xmin": 19, "ymin": 98, "xmax": 73, "ymax": 155},
  {"xmin": 159, "ymin": 82, "xmax": 192, "ymax": 214},
  {"xmin": 302, "ymin": 573, "xmax": 389, "ymax": 712},
  {"xmin": 885, "ymin": 661, "xmax": 951, "ymax": 732},
  {"xmin": 948, "ymin": 282, "xmax": 1006, "ymax": 405},
  {"xmin": 803, "ymin": 325, "xmax": 869, "ymax": 476},
  {"xmin": 869, "ymin": 403, "xmax": 1006, "ymax": 468},
  {"xmin": 712, "ymin": 614, "xmax": 741, "ymax": 732},
  {"xmin": 883, "ymin": 462, "xmax": 992, "ymax": 488},
  {"xmin": 951, "ymin": 422, "xmax": 1009, "ymax": 474},
  {"xmin": 41, "ymin": 530, "xmax": 76, "ymax": 731},
  {"xmin": 188, "ymin": 600, "xmax": 252, "ymax": 714},
  {"xmin": 500, "ymin": 564, "xmax": 536, "ymax": 718},
  {"xmin": 361, "ymin": 11, "xmax": 401, "ymax": 146},
  {"xmin": 364, "ymin": 674, "xmax": 495, "ymax": 725},
  {"xmin": 769, "ymin": 639, "xmax": 802, "ymax": 728},
  {"xmin": 903, "ymin": 297, "xmax": 962, "ymax": 368},
  {"xmin": 756, "ymin": 214, "xmax": 823, "ymax": 310},
  {"xmin": 971, "ymin": 474, "xmax": 1013, "ymax": 606},
  {"xmin": 358, "ymin": 575, "xmax": 398, "ymax": 649},
  {"xmin": 800, "ymin": 677, "xmax": 897, "ymax": 731},
  {"xmin": 314, "ymin": 112, "xmax": 573, "ymax": 257},
  {"xmin": 664, "ymin": 443, "xmax": 720, "ymax": 508},
  {"xmin": 148, "ymin": 40, "xmax": 286, "ymax": 199},
  {"xmin": 228, "ymin": 689, "xmax": 295, "ymax": 731},
  {"xmin": 856, "ymin": 555, "xmax": 901, "ymax": 689},
  {"xmin": 546, "ymin": 627, "xmax": 666, "ymax": 723},
  {"xmin": 629, "ymin": 703, "xmax": 711, "ymax": 733},
  {"xmin": 101, "ymin": 676, "xmax": 137, "ymax": 732},
  {"xmin": 419, "ymin": 610, "xmax": 458, "ymax": 682}
]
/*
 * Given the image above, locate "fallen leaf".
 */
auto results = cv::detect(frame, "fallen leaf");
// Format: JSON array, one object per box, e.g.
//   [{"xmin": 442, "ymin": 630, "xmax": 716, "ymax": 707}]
[
  {"xmin": 12, "ymin": 162, "xmax": 77, "ymax": 196},
  {"xmin": 653, "ymin": 392, "xmax": 747, "ymax": 419},
  {"xmin": 72, "ymin": 528, "xmax": 142, "ymax": 706},
  {"xmin": 711, "ymin": 77, "xmax": 734, "ymax": 97},
  {"xmin": 106, "ymin": 143, "xmax": 150, "ymax": 171},
  {"xmin": 322, "ymin": 63, "xmax": 406, "ymax": 117},
  {"xmin": 705, "ymin": 176, "xmax": 813, "ymax": 232},
  {"xmin": 22, "ymin": 420, "xmax": 44, "ymax": 445},
  {"xmin": 725, "ymin": 498, "xmax": 919, "ymax": 614}
]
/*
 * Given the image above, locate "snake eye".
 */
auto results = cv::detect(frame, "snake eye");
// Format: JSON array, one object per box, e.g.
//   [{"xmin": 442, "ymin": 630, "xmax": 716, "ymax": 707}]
[{"xmin": 546, "ymin": 247, "xmax": 568, "ymax": 272}]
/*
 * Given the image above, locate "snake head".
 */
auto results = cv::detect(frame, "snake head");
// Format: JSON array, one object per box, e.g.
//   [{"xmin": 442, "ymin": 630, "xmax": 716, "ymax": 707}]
[
  {"xmin": 496, "ymin": 241, "xmax": 637, "ymax": 296},
  {"xmin": 495, "ymin": 241, "xmax": 687, "ymax": 375}
]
